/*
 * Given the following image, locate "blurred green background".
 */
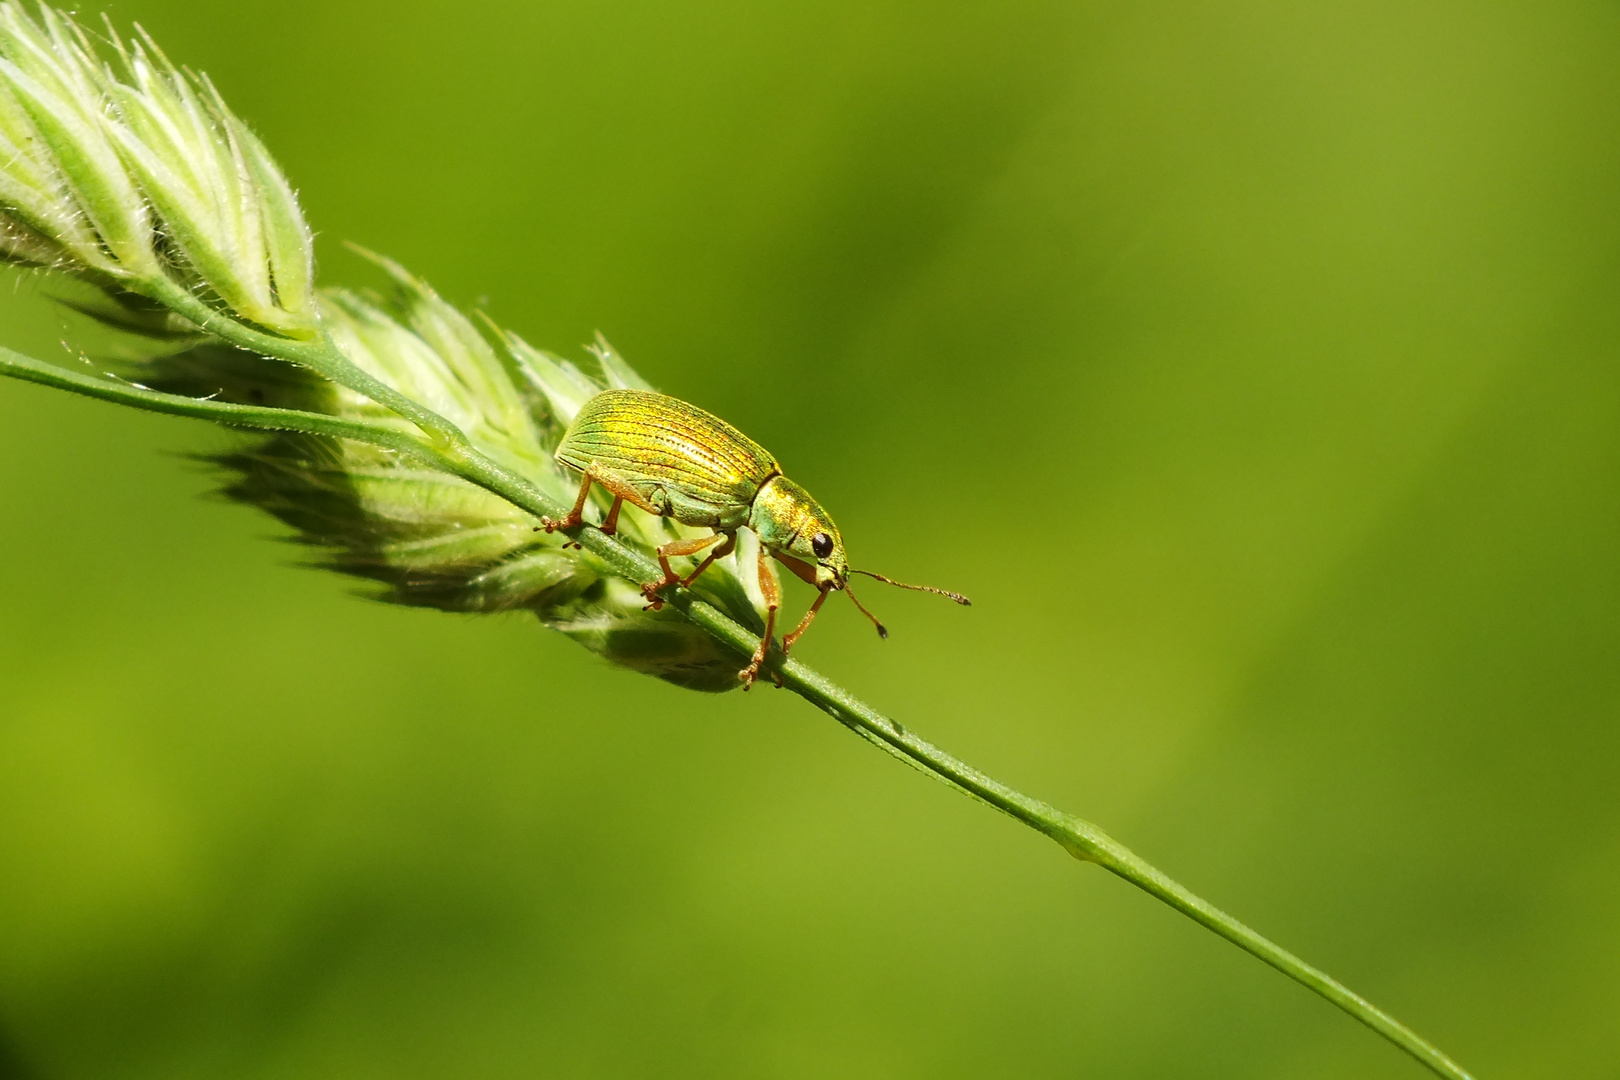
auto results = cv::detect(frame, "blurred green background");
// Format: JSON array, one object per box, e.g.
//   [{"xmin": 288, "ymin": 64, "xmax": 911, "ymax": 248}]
[{"xmin": 1, "ymin": 0, "xmax": 1617, "ymax": 1076}]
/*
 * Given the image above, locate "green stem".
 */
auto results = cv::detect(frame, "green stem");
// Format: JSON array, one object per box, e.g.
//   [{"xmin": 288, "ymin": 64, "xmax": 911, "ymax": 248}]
[
  {"xmin": 0, "ymin": 332, "xmax": 1475, "ymax": 1080},
  {"xmin": 140, "ymin": 278, "xmax": 469, "ymax": 450},
  {"xmin": 0, "ymin": 343, "xmax": 454, "ymax": 466}
]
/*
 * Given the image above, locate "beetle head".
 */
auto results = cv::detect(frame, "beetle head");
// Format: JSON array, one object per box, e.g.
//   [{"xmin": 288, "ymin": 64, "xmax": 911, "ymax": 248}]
[
  {"xmin": 751, "ymin": 475, "xmax": 968, "ymax": 644},
  {"xmin": 750, "ymin": 475, "xmax": 848, "ymax": 588}
]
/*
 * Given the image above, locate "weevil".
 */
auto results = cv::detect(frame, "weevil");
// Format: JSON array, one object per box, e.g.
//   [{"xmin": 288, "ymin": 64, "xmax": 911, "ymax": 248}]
[{"xmin": 540, "ymin": 388, "xmax": 969, "ymax": 688}]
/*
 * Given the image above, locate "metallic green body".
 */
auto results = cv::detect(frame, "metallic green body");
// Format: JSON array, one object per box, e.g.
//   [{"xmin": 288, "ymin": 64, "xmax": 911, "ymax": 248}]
[
  {"xmin": 558, "ymin": 388, "xmax": 777, "ymax": 531},
  {"xmin": 556, "ymin": 388, "xmax": 849, "ymax": 586}
]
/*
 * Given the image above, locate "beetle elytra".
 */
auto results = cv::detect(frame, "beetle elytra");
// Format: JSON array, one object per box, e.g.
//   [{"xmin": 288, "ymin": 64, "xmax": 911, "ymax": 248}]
[{"xmin": 541, "ymin": 388, "xmax": 969, "ymax": 688}]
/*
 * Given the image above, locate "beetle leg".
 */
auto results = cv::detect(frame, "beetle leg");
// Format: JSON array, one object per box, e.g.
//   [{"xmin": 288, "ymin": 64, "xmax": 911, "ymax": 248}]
[
  {"xmin": 641, "ymin": 532, "xmax": 729, "ymax": 609},
  {"xmin": 782, "ymin": 586, "xmax": 830, "ymax": 656},
  {"xmin": 740, "ymin": 544, "xmax": 781, "ymax": 690},
  {"xmin": 774, "ymin": 551, "xmax": 819, "ymax": 588},
  {"xmin": 542, "ymin": 465, "xmax": 657, "ymax": 547},
  {"xmin": 600, "ymin": 497, "xmax": 624, "ymax": 536},
  {"xmin": 679, "ymin": 532, "xmax": 736, "ymax": 589},
  {"xmin": 540, "ymin": 473, "xmax": 593, "ymax": 537}
]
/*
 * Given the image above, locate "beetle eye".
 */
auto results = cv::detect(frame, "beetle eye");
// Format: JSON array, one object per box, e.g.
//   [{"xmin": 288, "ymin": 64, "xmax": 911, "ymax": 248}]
[{"xmin": 811, "ymin": 532, "xmax": 834, "ymax": 559}]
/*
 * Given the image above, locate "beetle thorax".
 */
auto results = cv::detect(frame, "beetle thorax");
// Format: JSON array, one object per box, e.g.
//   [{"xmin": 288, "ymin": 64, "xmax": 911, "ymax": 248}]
[{"xmin": 749, "ymin": 475, "xmax": 847, "ymax": 588}]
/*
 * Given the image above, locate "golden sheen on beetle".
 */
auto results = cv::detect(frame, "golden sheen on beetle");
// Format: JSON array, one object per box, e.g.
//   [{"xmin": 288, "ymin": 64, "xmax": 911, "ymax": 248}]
[{"xmin": 542, "ymin": 389, "xmax": 970, "ymax": 688}]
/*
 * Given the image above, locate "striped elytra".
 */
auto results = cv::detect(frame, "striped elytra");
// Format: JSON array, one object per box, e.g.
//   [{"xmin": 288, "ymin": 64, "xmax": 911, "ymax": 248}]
[{"xmin": 556, "ymin": 388, "xmax": 779, "ymax": 527}]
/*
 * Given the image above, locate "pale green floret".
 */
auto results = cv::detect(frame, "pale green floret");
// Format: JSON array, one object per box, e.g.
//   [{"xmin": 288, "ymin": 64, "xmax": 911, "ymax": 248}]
[
  {"xmin": 0, "ymin": 1, "xmax": 314, "ymax": 332},
  {"xmin": 504, "ymin": 331, "xmax": 604, "ymax": 425},
  {"xmin": 0, "ymin": 209, "xmax": 63, "ymax": 265},
  {"xmin": 0, "ymin": 5, "xmax": 156, "ymax": 277}
]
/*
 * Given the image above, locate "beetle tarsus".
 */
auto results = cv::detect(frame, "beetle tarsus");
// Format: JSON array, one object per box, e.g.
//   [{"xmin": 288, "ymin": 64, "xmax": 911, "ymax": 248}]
[
  {"xmin": 640, "ymin": 579, "xmax": 673, "ymax": 611},
  {"xmin": 539, "ymin": 510, "xmax": 590, "ymax": 550},
  {"xmin": 736, "ymin": 652, "xmax": 782, "ymax": 691}
]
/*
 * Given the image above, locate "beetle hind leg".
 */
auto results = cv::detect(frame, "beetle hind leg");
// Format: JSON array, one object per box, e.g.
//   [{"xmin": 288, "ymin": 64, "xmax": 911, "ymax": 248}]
[
  {"xmin": 542, "ymin": 464, "xmax": 656, "ymax": 548},
  {"xmin": 539, "ymin": 473, "xmax": 594, "ymax": 541}
]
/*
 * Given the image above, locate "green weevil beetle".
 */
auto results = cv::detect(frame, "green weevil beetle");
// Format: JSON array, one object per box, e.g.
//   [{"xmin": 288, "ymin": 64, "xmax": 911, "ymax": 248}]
[{"xmin": 541, "ymin": 388, "xmax": 970, "ymax": 688}]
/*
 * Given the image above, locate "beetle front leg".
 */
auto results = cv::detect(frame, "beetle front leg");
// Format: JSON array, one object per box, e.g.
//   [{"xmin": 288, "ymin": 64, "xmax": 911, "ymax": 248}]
[
  {"xmin": 640, "ymin": 532, "xmax": 729, "ymax": 609},
  {"xmin": 781, "ymin": 587, "xmax": 830, "ymax": 657},
  {"xmin": 740, "ymin": 544, "xmax": 781, "ymax": 690}
]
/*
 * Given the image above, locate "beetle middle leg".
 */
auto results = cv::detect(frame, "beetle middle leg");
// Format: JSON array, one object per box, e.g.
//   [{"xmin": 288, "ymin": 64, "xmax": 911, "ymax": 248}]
[{"xmin": 640, "ymin": 531, "xmax": 734, "ymax": 609}]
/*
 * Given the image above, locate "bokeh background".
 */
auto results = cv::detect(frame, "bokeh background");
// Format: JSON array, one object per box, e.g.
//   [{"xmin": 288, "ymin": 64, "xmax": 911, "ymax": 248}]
[{"xmin": 1, "ymin": 0, "xmax": 1617, "ymax": 1076}]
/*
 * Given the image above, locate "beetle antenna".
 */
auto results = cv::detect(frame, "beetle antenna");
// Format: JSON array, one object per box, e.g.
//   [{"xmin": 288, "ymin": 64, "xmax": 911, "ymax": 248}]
[
  {"xmin": 850, "ymin": 569, "xmax": 971, "ymax": 606},
  {"xmin": 842, "ymin": 581, "xmax": 889, "ymax": 640}
]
